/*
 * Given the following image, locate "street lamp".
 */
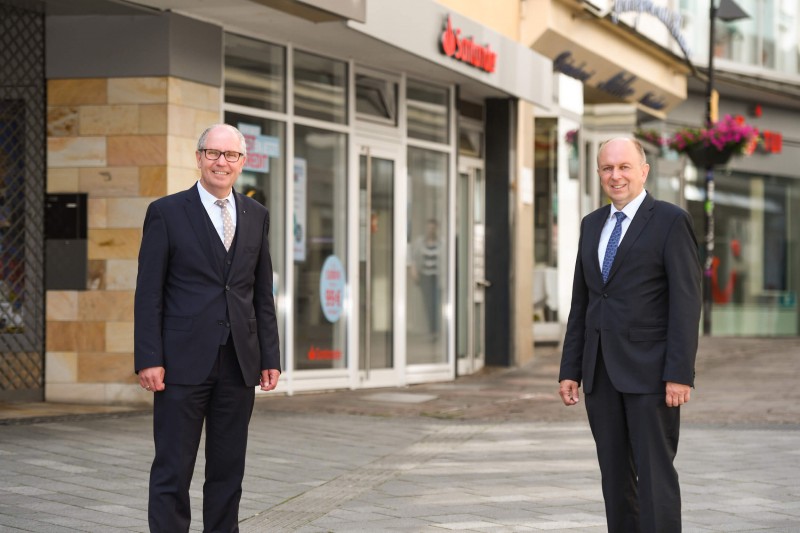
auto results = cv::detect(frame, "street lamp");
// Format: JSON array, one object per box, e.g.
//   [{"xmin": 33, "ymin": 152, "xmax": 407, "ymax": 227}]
[{"xmin": 702, "ymin": 0, "xmax": 749, "ymax": 335}]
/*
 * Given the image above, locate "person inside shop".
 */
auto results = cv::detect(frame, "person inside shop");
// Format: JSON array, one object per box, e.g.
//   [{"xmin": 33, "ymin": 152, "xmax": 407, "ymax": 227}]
[
  {"xmin": 558, "ymin": 137, "xmax": 702, "ymax": 532},
  {"xmin": 134, "ymin": 123, "xmax": 281, "ymax": 532}
]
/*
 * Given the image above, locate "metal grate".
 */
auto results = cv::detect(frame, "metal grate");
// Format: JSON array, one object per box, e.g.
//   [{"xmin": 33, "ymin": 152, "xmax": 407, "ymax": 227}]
[{"xmin": 0, "ymin": 2, "xmax": 46, "ymax": 401}]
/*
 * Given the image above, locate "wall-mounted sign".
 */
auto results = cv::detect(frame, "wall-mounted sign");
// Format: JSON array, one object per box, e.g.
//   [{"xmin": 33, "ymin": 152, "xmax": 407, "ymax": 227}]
[
  {"xmin": 440, "ymin": 16, "xmax": 497, "ymax": 73},
  {"xmin": 611, "ymin": 0, "xmax": 692, "ymax": 60},
  {"xmin": 530, "ymin": 1, "xmax": 687, "ymax": 115},
  {"xmin": 553, "ymin": 50, "xmax": 669, "ymax": 111}
]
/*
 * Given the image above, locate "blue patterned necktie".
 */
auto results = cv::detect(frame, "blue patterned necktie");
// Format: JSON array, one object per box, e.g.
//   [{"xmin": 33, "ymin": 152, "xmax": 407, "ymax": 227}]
[{"xmin": 601, "ymin": 212, "xmax": 626, "ymax": 283}]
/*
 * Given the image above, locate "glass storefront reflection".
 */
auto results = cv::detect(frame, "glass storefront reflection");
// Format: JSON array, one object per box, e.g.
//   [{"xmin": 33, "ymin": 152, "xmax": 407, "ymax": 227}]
[
  {"xmin": 293, "ymin": 125, "xmax": 348, "ymax": 370},
  {"xmin": 225, "ymin": 33, "xmax": 285, "ymax": 112},
  {"xmin": 406, "ymin": 147, "xmax": 448, "ymax": 364},
  {"xmin": 686, "ymin": 172, "xmax": 799, "ymax": 335}
]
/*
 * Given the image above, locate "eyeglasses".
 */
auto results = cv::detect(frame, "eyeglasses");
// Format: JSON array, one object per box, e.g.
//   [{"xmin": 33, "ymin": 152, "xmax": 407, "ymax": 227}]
[{"xmin": 201, "ymin": 149, "xmax": 244, "ymax": 163}]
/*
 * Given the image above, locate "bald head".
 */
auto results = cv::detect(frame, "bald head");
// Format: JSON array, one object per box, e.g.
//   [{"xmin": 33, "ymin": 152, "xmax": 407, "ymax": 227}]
[{"xmin": 597, "ymin": 137, "xmax": 650, "ymax": 210}]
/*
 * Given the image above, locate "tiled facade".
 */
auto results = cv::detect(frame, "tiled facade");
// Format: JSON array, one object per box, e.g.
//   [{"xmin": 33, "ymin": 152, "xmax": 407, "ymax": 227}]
[{"xmin": 45, "ymin": 76, "xmax": 220, "ymax": 404}]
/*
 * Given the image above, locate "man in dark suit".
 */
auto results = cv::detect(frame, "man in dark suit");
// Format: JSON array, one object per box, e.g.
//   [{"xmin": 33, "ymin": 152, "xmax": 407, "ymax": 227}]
[
  {"xmin": 559, "ymin": 138, "xmax": 701, "ymax": 533},
  {"xmin": 135, "ymin": 124, "xmax": 281, "ymax": 532}
]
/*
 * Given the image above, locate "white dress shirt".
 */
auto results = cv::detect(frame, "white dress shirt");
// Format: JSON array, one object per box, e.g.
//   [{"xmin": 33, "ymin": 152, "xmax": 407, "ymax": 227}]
[
  {"xmin": 597, "ymin": 189, "xmax": 648, "ymax": 269},
  {"xmin": 197, "ymin": 181, "xmax": 237, "ymax": 246}
]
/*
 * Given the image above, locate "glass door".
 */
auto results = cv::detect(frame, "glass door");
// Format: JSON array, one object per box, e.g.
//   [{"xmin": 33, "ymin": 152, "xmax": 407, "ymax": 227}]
[
  {"xmin": 456, "ymin": 160, "xmax": 487, "ymax": 375},
  {"xmin": 358, "ymin": 146, "xmax": 395, "ymax": 382}
]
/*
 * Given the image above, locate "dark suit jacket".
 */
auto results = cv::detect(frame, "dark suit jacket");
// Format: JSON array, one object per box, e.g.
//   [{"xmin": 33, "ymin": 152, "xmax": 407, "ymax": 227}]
[
  {"xmin": 560, "ymin": 193, "xmax": 701, "ymax": 394},
  {"xmin": 134, "ymin": 184, "xmax": 280, "ymax": 387}
]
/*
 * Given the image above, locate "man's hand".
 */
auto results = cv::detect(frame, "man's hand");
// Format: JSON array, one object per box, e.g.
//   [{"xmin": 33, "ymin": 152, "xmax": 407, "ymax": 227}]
[
  {"xmin": 260, "ymin": 369, "xmax": 280, "ymax": 391},
  {"xmin": 559, "ymin": 379, "xmax": 580, "ymax": 406},
  {"xmin": 139, "ymin": 366, "xmax": 166, "ymax": 392},
  {"xmin": 665, "ymin": 381, "xmax": 691, "ymax": 407}
]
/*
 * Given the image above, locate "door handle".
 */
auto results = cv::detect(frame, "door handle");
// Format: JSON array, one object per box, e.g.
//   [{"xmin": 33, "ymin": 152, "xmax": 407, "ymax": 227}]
[{"xmin": 476, "ymin": 279, "xmax": 492, "ymax": 288}]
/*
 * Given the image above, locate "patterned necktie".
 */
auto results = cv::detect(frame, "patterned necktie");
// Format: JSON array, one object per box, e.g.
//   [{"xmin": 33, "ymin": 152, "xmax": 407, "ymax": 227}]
[
  {"xmin": 601, "ymin": 212, "xmax": 625, "ymax": 283},
  {"xmin": 215, "ymin": 199, "xmax": 234, "ymax": 251}
]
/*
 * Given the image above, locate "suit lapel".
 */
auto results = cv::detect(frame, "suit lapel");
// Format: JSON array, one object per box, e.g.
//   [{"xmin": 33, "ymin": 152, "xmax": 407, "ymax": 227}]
[
  {"xmin": 605, "ymin": 193, "xmax": 655, "ymax": 284},
  {"xmin": 183, "ymin": 185, "xmax": 224, "ymax": 280}
]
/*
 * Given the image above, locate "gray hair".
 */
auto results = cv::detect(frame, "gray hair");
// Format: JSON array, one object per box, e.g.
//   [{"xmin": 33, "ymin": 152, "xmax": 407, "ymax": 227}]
[
  {"xmin": 597, "ymin": 137, "xmax": 647, "ymax": 166},
  {"xmin": 197, "ymin": 124, "xmax": 247, "ymax": 157}
]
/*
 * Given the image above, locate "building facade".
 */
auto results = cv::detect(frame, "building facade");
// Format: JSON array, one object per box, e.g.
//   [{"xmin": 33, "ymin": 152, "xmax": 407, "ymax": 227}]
[
  {"xmin": 636, "ymin": 0, "xmax": 800, "ymax": 336},
  {"xmin": 1, "ymin": 0, "xmax": 705, "ymax": 405},
  {"xmin": 525, "ymin": 0, "xmax": 799, "ymax": 339},
  {"xmin": 3, "ymin": 0, "xmax": 554, "ymax": 404}
]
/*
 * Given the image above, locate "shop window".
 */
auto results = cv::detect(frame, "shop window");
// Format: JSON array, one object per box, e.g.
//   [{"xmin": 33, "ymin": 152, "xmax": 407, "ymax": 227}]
[
  {"xmin": 686, "ymin": 172, "xmax": 799, "ymax": 336},
  {"xmin": 458, "ymin": 128, "xmax": 483, "ymax": 158},
  {"xmin": 293, "ymin": 125, "xmax": 348, "ymax": 370},
  {"xmin": 406, "ymin": 146, "xmax": 448, "ymax": 364},
  {"xmin": 458, "ymin": 100, "xmax": 484, "ymax": 158},
  {"xmin": 407, "ymin": 80, "xmax": 449, "ymax": 144},
  {"xmin": 225, "ymin": 111, "xmax": 286, "ymax": 369},
  {"xmin": 293, "ymin": 50, "xmax": 347, "ymax": 124},
  {"xmin": 355, "ymin": 73, "xmax": 397, "ymax": 125},
  {"xmin": 225, "ymin": 33, "xmax": 285, "ymax": 112}
]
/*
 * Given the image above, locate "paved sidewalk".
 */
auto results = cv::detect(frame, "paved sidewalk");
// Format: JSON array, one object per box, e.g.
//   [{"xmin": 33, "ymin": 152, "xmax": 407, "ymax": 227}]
[{"xmin": 0, "ymin": 337, "xmax": 798, "ymax": 531}]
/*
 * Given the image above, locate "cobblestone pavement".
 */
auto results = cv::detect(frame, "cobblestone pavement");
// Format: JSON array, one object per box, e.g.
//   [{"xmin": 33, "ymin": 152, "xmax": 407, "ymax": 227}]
[{"xmin": 0, "ymin": 337, "xmax": 798, "ymax": 532}]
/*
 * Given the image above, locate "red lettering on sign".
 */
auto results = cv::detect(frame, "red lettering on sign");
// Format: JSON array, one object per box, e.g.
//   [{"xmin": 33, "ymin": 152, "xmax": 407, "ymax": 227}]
[
  {"xmin": 248, "ymin": 153, "xmax": 268, "ymax": 167},
  {"xmin": 325, "ymin": 289, "xmax": 341, "ymax": 308},
  {"xmin": 308, "ymin": 345, "xmax": 342, "ymax": 360},
  {"xmin": 440, "ymin": 16, "xmax": 497, "ymax": 73}
]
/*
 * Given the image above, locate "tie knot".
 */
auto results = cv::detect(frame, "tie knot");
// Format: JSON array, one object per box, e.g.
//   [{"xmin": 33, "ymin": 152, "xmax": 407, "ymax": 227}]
[
  {"xmin": 215, "ymin": 199, "xmax": 229, "ymax": 209},
  {"xmin": 614, "ymin": 211, "xmax": 625, "ymax": 222}
]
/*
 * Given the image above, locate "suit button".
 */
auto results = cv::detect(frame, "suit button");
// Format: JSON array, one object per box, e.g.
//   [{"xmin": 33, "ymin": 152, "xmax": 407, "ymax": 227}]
[
  {"xmin": 225, "ymin": 322, "xmax": 230, "ymax": 328},
  {"xmin": 603, "ymin": 293, "xmax": 608, "ymax": 298},
  {"xmin": 225, "ymin": 285, "xmax": 230, "ymax": 291},
  {"xmin": 226, "ymin": 260, "xmax": 232, "ymax": 265}
]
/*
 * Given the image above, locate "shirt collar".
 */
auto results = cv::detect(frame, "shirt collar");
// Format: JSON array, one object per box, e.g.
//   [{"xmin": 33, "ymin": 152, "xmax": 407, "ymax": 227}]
[
  {"xmin": 610, "ymin": 189, "xmax": 647, "ymax": 221},
  {"xmin": 196, "ymin": 181, "xmax": 234, "ymax": 208}
]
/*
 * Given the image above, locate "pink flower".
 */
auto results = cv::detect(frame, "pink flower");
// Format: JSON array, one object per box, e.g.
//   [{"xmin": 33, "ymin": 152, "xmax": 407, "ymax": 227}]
[{"xmin": 668, "ymin": 115, "xmax": 759, "ymax": 156}]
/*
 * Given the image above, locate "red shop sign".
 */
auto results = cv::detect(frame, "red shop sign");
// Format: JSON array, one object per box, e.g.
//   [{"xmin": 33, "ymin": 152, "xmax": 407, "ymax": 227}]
[{"xmin": 440, "ymin": 16, "xmax": 497, "ymax": 73}]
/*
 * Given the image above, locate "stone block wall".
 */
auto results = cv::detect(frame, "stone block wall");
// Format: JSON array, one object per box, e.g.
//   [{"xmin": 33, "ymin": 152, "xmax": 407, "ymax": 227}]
[{"xmin": 45, "ymin": 76, "xmax": 220, "ymax": 404}]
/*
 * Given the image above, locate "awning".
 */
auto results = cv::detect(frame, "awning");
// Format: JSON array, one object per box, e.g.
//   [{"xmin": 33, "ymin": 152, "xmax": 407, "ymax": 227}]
[{"xmin": 524, "ymin": 1, "xmax": 689, "ymax": 117}]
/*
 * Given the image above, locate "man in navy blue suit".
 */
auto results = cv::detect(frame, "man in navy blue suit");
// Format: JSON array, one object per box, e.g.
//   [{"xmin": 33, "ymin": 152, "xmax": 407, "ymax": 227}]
[
  {"xmin": 559, "ymin": 138, "xmax": 701, "ymax": 533},
  {"xmin": 135, "ymin": 124, "xmax": 281, "ymax": 532}
]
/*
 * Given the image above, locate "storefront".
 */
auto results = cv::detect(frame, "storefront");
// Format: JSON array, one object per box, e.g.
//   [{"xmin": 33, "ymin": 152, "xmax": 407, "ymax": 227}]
[
  {"xmin": 517, "ymin": 0, "xmax": 799, "ymax": 339},
  {"xmin": 23, "ymin": 0, "xmax": 552, "ymax": 403},
  {"xmin": 521, "ymin": 0, "xmax": 692, "ymax": 343},
  {"xmin": 650, "ymin": 91, "xmax": 800, "ymax": 336}
]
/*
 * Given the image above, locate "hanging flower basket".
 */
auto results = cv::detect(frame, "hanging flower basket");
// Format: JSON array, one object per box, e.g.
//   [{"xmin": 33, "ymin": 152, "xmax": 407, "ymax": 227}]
[
  {"xmin": 667, "ymin": 114, "xmax": 759, "ymax": 168},
  {"xmin": 686, "ymin": 144, "xmax": 735, "ymax": 167}
]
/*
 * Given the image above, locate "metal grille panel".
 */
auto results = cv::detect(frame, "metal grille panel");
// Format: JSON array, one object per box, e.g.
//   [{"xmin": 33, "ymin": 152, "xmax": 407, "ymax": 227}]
[{"xmin": 0, "ymin": 2, "xmax": 46, "ymax": 401}]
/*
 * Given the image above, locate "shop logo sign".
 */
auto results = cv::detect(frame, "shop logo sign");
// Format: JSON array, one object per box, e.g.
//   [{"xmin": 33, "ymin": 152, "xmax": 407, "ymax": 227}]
[{"xmin": 440, "ymin": 16, "xmax": 497, "ymax": 73}]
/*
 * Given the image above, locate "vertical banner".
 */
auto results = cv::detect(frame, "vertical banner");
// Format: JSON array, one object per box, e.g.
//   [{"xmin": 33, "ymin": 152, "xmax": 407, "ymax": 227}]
[{"xmin": 293, "ymin": 158, "xmax": 307, "ymax": 262}]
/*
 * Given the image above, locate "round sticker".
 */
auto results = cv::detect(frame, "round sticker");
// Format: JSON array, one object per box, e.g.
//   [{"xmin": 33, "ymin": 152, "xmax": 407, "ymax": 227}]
[{"xmin": 319, "ymin": 255, "xmax": 345, "ymax": 323}]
